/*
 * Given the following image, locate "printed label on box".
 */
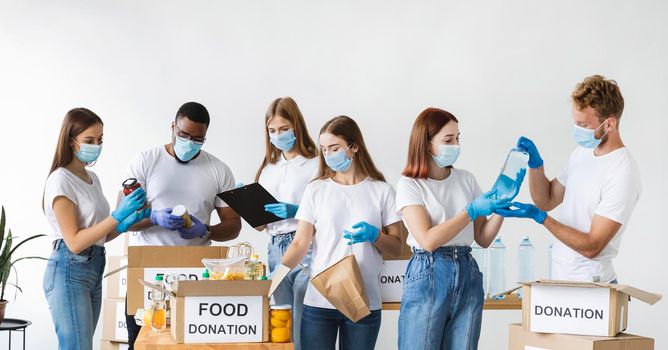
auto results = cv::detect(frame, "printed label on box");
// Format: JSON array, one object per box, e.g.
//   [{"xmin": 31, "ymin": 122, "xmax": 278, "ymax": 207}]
[
  {"xmin": 183, "ymin": 296, "xmax": 264, "ymax": 343},
  {"xmin": 530, "ymin": 285, "xmax": 610, "ymax": 336},
  {"xmin": 143, "ymin": 268, "xmax": 202, "ymax": 309},
  {"xmin": 115, "ymin": 301, "xmax": 128, "ymax": 341},
  {"xmin": 380, "ymin": 260, "xmax": 408, "ymax": 302},
  {"xmin": 118, "ymin": 258, "xmax": 128, "ymax": 296}
]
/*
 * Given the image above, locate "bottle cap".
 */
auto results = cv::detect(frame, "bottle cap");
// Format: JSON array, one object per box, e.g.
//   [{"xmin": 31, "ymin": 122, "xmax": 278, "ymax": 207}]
[
  {"xmin": 155, "ymin": 275, "xmax": 164, "ymax": 281},
  {"xmin": 270, "ymin": 304, "xmax": 292, "ymax": 310}
]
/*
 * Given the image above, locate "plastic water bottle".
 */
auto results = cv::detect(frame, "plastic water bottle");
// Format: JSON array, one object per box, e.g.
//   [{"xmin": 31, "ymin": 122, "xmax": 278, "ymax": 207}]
[
  {"xmin": 517, "ymin": 236, "xmax": 534, "ymax": 298},
  {"xmin": 488, "ymin": 237, "xmax": 506, "ymax": 298},
  {"xmin": 471, "ymin": 242, "xmax": 489, "ymax": 297},
  {"xmin": 492, "ymin": 148, "xmax": 529, "ymax": 200}
]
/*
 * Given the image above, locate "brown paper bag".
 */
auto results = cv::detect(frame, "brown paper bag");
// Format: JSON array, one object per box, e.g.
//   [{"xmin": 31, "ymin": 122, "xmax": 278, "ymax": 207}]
[{"xmin": 310, "ymin": 254, "xmax": 371, "ymax": 322}]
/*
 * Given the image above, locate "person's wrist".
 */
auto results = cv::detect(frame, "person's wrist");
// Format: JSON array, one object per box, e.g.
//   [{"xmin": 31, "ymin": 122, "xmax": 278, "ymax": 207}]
[
  {"xmin": 200, "ymin": 224, "xmax": 211, "ymax": 240},
  {"xmin": 534, "ymin": 210, "xmax": 547, "ymax": 224},
  {"xmin": 466, "ymin": 204, "xmax": 477, "ymax": 221}
]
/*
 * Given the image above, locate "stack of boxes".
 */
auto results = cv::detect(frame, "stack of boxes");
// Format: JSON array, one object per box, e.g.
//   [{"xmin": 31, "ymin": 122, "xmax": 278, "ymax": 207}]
[
  {"xmin": 509, "ymin": 280, "xmax": 662, "ymax": 349},
  {"xmin": 100, "ymin": 235, "xmax": 131, "ymax": 350}
]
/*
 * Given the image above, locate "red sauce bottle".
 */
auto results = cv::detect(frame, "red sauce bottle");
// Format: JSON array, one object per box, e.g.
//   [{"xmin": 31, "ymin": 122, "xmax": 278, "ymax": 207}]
[{"xmin": 122, "ymin": 178, "xmax": 141, "ymax": 196}]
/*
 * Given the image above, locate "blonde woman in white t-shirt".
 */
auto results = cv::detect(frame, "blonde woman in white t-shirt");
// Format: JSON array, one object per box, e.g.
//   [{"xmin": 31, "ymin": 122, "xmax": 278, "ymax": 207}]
[
  {"xmin": 396, "ymin": 107, "xmax": 521, "ymax": 350},
  {"xmin": 275, "ymin": 116, "xmax": 403, "ymax": 350},
  {"xmin": 42, "ymin": 108, "xmax": 149, "ymax": 350},
  {"xmin": 253, "ymin": 97, "xmax": 319, "ymax": 350}
]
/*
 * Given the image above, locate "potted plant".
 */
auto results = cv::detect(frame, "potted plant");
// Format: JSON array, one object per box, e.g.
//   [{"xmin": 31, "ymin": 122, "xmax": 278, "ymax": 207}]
[{"xmin": 0, "ymin": 206, "xmax": 46, "ymax": 322}]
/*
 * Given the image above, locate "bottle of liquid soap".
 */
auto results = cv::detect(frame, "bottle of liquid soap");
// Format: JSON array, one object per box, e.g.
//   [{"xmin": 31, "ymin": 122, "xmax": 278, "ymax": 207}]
[
  {"xmin": 489, "ymin": 237, "xmax": 506, "ymax": 298},
  {"xmin": 491, "ymin": 148, "xmax": 529, "ymax": 200}
]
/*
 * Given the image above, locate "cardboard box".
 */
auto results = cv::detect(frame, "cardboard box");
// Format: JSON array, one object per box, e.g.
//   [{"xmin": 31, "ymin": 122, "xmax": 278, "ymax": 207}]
[
  {"xmin": 100, "ymin": 340, "xmax": 129, "ymax": 350},
  {"xmin": 509, "ymin": 323, "xmax": 654, "ymax": 350},
  {"xmin": 102, "ymin": 298, "xmax": 128, "ymax": 343},
  {"xmin": 105, "ymin": 256, "xmax": 128, "ymax": 299},
  {"xmin": 126, "ymin": 246, "xmax": 228, "ymax": 315},
  {"xmin": 521, "ymin": 280, "xmax": 661, "ymax": 337},
  {"xmin": 380, "ymin": 260, "xmax": 409, "ymax": 303},
  {"xmin": 168, "ymin": 280, "xmax": 271, "ymax": 344}
]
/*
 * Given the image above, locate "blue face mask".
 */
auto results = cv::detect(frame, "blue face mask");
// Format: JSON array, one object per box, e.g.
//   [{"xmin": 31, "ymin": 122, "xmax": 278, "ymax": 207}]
[
  {"xmin": 324, "ymin": 145, "xmax": 353, "ymax": 172},
  {"xmin": 573, "ymin": 120, "xmax": 609, "ymax": 149},
  {"xmin": 74, "ymin": 141, "xmax": 102, "ymax": 164},
  {"xmin": 269, "ymin": 129, "xmax": 296, "ymax": 152},
  {"xmin": 431, "ymin": 144, "xmax": 460, "ymax": 168},
  {"xmin": 174, "ymin": 137, "xmax": 203, "ymax": 162}
]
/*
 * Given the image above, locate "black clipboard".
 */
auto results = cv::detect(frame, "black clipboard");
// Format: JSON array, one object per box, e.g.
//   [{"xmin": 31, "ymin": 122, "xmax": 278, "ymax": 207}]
[{"xmin": 217, "ymin": 183, "xmax": 283, "ymax": 227}]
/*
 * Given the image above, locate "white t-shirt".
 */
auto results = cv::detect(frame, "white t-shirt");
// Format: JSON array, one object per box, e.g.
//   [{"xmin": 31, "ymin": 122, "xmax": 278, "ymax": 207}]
[
  {"xmin": 43, "ymin": 168, "xmax": 110, "ymax": 246},
  {"xmin": 396, "ymin": 168, "xmax": 483, "ymax": 249},
  {"xmin": 125, "ymin": 146, "xmax": 235, "ymax": 246},
  {"xmin": 296, "ymin": 177, "xmax": 401, "ymax": 311},
  {"xmin": 553, "ymin": 146, "xmax": 641, "ymax": 283},
  {"xmin": 258, "ymin": 155, "xmax": 319, "ymax": 235}
]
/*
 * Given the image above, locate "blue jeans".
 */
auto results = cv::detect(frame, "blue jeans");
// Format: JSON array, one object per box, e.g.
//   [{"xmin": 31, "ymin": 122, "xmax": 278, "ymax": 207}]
[
  {"xmin": 43, "ymin": 239, "xmax": 106, "ymax": 350},
  {"xmin": 301, "ymin": 305, "xmax": 382, "ymax": 350},
  {"xmin": 398, "ymin": 246, "xmax": 484, "ymax": 350},
  {"xmin": 268, "ymin": 232, "xmax": 312, "ymax": 350}
]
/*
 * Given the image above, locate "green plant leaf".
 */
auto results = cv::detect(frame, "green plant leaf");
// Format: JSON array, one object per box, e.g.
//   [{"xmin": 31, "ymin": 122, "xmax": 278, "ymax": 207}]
[
  {"xmin": 0, "ymin": 206, "xmax": 6, "ymax": 256},
  {"xmin": 0, "ymin": 233, "xmax": 45, "ymax": 268}
]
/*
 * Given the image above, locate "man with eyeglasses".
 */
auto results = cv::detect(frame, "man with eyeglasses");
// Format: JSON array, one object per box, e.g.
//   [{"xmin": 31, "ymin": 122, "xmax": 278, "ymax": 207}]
[{"xmin": 120, "ymin": 102, "xmax": 241, "ymax": 348}]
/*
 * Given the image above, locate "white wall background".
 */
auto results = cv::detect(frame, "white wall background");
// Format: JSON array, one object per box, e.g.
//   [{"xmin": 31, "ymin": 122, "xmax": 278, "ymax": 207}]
[{"xmin": 1, "ymin": 1, "xmax": 666, "ymax": 349}]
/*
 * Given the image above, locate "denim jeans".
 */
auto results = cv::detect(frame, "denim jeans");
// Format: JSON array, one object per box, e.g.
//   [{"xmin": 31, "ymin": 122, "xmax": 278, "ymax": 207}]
[
  {"xmin": 268, "ymin": 232, "xmax": 312, "ymax": 350},
  {"xmin": 43, "ymin": 239, "xmax": 106, "ymax": 350},
  {"xmin": 301, "ymin": 305, "xmax": 382, "ymax": 350},
  {"xmin": 398, "ymin": 246, "xmax": 484, "ymax": 350}
]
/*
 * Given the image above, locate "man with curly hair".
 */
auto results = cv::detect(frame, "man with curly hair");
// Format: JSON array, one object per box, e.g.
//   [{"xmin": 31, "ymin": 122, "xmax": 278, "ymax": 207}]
[{"xmin": 495, "ymin": 75, "xmax": 641, "ymax": 283}]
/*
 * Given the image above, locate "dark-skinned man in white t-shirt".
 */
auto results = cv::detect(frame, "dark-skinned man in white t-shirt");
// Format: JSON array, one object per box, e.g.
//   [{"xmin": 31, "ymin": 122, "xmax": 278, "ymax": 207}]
[{"xmin": 120, "ymin": 102, "xmax": 242, "ymax": 348}]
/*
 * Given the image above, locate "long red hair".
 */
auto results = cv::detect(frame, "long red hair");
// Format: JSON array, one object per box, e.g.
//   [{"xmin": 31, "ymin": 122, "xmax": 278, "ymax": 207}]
[{"xmin": 402, "ymin": 107, "xmax": 459, "ymax": 179}]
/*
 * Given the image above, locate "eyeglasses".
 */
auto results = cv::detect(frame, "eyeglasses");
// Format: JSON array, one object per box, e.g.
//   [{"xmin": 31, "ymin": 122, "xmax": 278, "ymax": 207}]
[{"xmin": 174, "ymin": 124, "xmax": 206, "ymax": 145}]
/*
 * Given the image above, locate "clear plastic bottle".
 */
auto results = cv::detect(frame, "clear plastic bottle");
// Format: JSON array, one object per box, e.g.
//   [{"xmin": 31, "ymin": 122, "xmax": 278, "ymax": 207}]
[
  {"xmin": 488, "ymin": 237, "xmax": 506, "ymax": 298},
  {"xmin": 149, "ymin": 275, "xmax": 167, "ymax": 332},
  {"xmin": 492, "ymin": 148, "xmax": 529, "ymax": 200},
  {"xmin": 517, "ymin": 236, "xmax": 534, "ymax": 298},
  {"xmin": 471, "ymin": 242, "xmax": 489, "ymax": 297}
]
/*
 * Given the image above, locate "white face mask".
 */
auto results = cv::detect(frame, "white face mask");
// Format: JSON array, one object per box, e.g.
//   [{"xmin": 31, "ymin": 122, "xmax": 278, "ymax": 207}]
[
  {"xmin": 431, "ymin": 144, "xmax": 460, "ymax": 168},
  {"xmin": 573, "ymin": 119, "xmax": 610, "ymax": 148}
]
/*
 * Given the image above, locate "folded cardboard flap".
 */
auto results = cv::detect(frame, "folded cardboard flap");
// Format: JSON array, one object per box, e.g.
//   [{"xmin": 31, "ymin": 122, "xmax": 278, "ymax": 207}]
[
  {"xmin": 128, "ymin": 246, "xmax": 229, "ymax": 268},
  {"xmin": 521, "ymin": 280, "xmax": 662, "ymax": 305},
  {"xmin": 172, "ymin": 280, "xmax": 271, "ymax": 296}
]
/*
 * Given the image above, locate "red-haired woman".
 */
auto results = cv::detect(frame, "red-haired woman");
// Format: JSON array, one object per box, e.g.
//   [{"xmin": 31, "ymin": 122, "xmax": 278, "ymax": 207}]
[{"xmin": 396, "ymin": 108, "xmax": 522, "ymax": 349}]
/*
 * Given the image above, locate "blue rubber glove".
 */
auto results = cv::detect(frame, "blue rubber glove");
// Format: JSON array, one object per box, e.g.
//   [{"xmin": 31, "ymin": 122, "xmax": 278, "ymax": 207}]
[
  {"xmin": 495, "ymin": 202, "xmax": 547, "ymax": 224},
  {"xmin": 117, "ymin": 208, "xmax": 151, "ymax": 233},
  {"xmin": 150, "ymin": 208, "xmax": 184, "ymax": 230},
  {"xmin": 466, "ymin": 190, "xmax": 512, "ymax": 221},
  {"xmin": 111, "ymin": 188, "xmax": 146, "ymax": 222},
  {"xmin": 517, "ymin": 136, "xmax": 544, "ymax": 169},
  {"xmin": 343, "ymin": 221, "xmax": 380, "ymax": 245},
  {"xmin": 264, "ymin": 202, "xmax": 299, "ymax": 219},
  {"xmin": 177, "ymin": 215, "xmax": 208, "ymax": 239}
]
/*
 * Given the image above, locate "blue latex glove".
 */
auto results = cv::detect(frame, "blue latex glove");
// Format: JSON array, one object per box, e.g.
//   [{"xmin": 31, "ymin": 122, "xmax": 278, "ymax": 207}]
[
  {"xmin": 111, "ymin": 188, "xmax": 146, "ymax": 222},
  {"xmin": 177, "ymin": 215, "xmax": 208, "ymax": 239},
  {"xmin": 466, "ymin": 190, "xmax": 512, "ymax": 221},
  {"xmin": 495, "ymin": 202, "xmax": 547, "ymax": 224},
  {"xmin": 517, "ymin": 136, "xmax": 544, "ymax": 169},
  {"xmin": 264, "ymin": 202, "xmax": 299, "ymax": 219},
  {"xmin": 117, "ymin": 208, "xmax": 151, "ymax": 233},
  {"xmin": 343, "ymin": 221, "xmax": 380, "ymax": 245},
  {"xmin": 150, "ymin": 208, "xmax": 184, "ymax": 230}
]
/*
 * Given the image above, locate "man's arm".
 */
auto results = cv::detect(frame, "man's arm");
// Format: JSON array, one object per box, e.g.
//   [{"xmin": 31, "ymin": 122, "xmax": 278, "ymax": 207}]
[
  {"xmin": 543, "ymin": 214, "xmax": 621, "ymax": 259},
  {"xmin": 528, "ymin": 167, "xmax": 566, "ymax": 212},
  {"xmin": 210, "ymin": 206, "xmax": 242, "ymax": 242}
]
